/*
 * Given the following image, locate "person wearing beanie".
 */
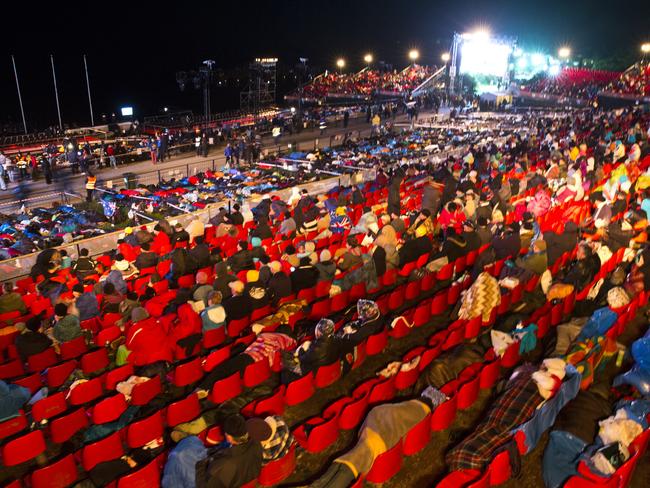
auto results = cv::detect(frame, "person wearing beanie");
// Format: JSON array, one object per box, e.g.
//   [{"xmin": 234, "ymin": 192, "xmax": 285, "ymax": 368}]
[
  {"xmin": 315, "ymin": 249, "xmax": 336, "ymax": 282},
  {"xmin": 53, "ymin": 302, "xmax": 82, "ymax": 344},
  {"xmin": 71, "ymin": 283, "xmax": 100, "ymax": 322},
  {"xmin": 195, "ymin": 414, "xmax": 262, "ymax": 488},
  {"xmin": 227, "ymin": 240, "xmax": 255, "ymax": 274}
]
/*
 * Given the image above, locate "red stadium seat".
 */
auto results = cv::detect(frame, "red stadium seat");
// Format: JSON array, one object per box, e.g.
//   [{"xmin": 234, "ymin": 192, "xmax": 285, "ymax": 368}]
[
  {"xmin": 202, "ymin": 327, "xmax": 226, "ymax": 349},
  {"xmin": 368, "ymin": 376, "xmax": 396, "ymax": 405},
  {"xmin": 27, "ymin": 347, "xmax": 58, "ymax": 373},
  {"xmin": 456, "ymin": 375, "xmax": 481, "ymax": 410},
  {"xmin": 82, "ymin": 430, "xmax": 124, "ymax": 471},
  {"xmin": 93, "ymin": 393, "xmax": 127, "ymax": 424},
  {"xmin": 14, "ymin": 372, "xmax": 43, "ymax": 394},
  {"xmin": 131, "ymin": 375, "xmax": 162, "ymax": 406},
  {"xmin": 167, "ymin": 393, "xmax": 201, "ymax": 427},
  {"xmin": 479, "ymin": 359, "xmax": 501, "ymax": 389},
  {"xmin": 32, "ymin": 391, "xmax": 67, "ymax": 422},
  {"xmin": 68, "ymin": 376, "xmax": 104, "ymax": 405},
  {"xmin": 172, "ymin": 357, "xmax": 204, "ymax": 387},
  {"xmin": 365, "ymin": 329, "xmax": 388, "ymax": 355},
  {"xmin": 80, "ymin": 347, "xmax": 109, "ymax": 375},
  {"xmin": 430, "ymin": 290, "xmax": 449, "ymax": 315},
  {"xmin": 31, "ymin": 454, "xmax": 79, "ymax": 488},
  {"xmin": 96, "ymin": 326, "xmax": 122, "ymax": 347},
  {"xmin": 403, "ymin": 413, "xmax": 432, "ymax": 456},
  {"xmin": 211, "ymin": 372, "xmax": 242, "ymax": 403},
  {"xmin": 284, "ymin": 373, "xmax": 315, "ymax": 406},
  {"xmin": 0, "ymin": 410, "xmax": 27, "ymax": 440},
  {"xmin": 105, "ymin": 363, "xmax": 135, "ymax": 390},
  {"xmin": 227, "ymin": 316, "xmax": 250, "ymax": 338},
  {"xmin": 2, "ymin": 430, "xmax": 47, "ymax": 466},
  {"xmin": 293, "ymin": 414, "xmax": 339, "ymax": 453},
  {"xmin": 243, "ymin": 359, "xmax": 272, "ymax": 388},
  {"xmin": 59, "ymin": 336, "xmax": 88, "ymax": 360},
  {"xmin": 366, "ymin": 439, "xmax": 403, "ymax": 483},
  {"xmin": 0, "ymin": 359, "xmax": 24, "ymax": 380},
  {"xmin": 50, "ymin": 407, "xmax": 88, "ymax": 443},
  {"xmin": 258, "ymin": 443, "xmax": 296, "ymax": 486},
  {"xmin": 117, "ymin": 456, "xmax": 162, "ymax": 488},
  {"xmin": 250, "ymin": 386, "xmax": 286, "ymax": 416},
  {"xmin": 127, "ymin": 410, "xmax": 165, "ymax": 448},
  {"xmin": 315, "ymin": 361, "xmax": 342, "ymax": 388},
  {"xmin": 431, "ymin": 397, "xmax": 457, "ymax": 431}
]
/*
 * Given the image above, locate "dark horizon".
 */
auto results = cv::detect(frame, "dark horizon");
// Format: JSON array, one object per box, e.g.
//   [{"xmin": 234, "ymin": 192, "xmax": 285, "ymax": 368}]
[{"xmin": 3, "ymin": 0, "xmax": 649, "ymax": 130}]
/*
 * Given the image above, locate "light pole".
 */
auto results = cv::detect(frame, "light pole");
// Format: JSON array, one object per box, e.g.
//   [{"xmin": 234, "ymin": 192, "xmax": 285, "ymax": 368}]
[
  {"xmin": 51, "ymin": 55, "xmax": 63, "ymax": 131},
  {"xmin": 11, "ymin": 55, "xmax": 27, "ymax": 134},
  {"xmin": 83, "ymin": 55, "xmax": 95, "ymax": 126}
]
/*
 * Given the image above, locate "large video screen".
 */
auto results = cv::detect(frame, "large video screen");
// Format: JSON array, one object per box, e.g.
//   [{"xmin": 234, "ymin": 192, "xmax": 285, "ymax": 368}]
[{"xmin": 460, "ymin": 38, "xmax": 512, "ymax": 77}]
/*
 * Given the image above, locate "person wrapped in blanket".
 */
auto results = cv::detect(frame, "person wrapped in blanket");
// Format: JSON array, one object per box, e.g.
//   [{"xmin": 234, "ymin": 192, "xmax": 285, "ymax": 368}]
[
  {"xmin": 541, "ymin": 354, "xmax": 650, "ymax": 488},
  {"xmin": 310, "ymin": 386, "xmax": 448, "ymax": 488},
  {"xmin": 445, "ymin": 358, "xmax": 568, "ymax": 471},
  {"xmin": 282, "ymin": 299, "xmax": 384, "ymax": 382}
]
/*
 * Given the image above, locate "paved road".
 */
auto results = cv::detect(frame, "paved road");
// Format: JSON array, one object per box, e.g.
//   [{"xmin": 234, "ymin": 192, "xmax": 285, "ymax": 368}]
[{"xmin": 0, "ymin": 113, "xmax": 400, "ymax": 208}]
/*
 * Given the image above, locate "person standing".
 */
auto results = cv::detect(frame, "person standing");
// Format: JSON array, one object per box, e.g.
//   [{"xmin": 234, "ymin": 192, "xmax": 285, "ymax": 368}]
[
  {"xmin": 150, "ymin": 138, "xmax": 158, "ymax": 164},
  {"xmin": 85, "ymin": 172, "xmax": 97, "ymax": 202},
  {"xmin": 0, "ymin": 151, "xmax": 7, "ymax": 190}
]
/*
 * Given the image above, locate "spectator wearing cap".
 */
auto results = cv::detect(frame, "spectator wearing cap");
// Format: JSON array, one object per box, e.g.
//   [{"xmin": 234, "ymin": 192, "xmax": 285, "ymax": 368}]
[
  {"xmin": 122, "ymin": 226, "xmax": 139, "ymax": 246},
  {"xmin": 162, "ymin": 431, "xmax": 207, "ymax": 488},
  {"xmin": 195, "ymin": 414, "xmax": 262, "ymax": 488},
  {"xmin": 246, "ymin": 416, "xmax": 293, "ymax": 463},
  {"xmin": 200, "ymin": 291, "xmax": 226, "ymax": 332},
  {"xmin": 53, "ymin": 303, "xmax": 82, "ymax": 344},
  {"xmin": 222, "ymin": 281, "xmax": 252, "ymax": 321},
  {"xmin": 15, "ymin": 315, "xmax": 52, "ymax": 361},
  {"xmin": 515, "ymin": 239, "xmax": 548, "ymax": 276},
  {"xmin": 0, "ymin": 282, "xmax": 26, "ymax": 316},
  {"xmin": 72, "ymin": 283, "xmax": 99, "ymax": 322},
  {"xmin": 192, "ymin": 271, "xmax": 214, "ymax": 306},
  {"xmin": 461, "ymin": 220, "xmax": 481, "ymax": 253}
]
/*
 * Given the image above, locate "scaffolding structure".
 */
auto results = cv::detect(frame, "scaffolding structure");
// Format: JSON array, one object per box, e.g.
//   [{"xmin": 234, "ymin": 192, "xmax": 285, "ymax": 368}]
[{"xmin": 240, "ymin": 58, "xmax": 278, "ymax": 113}]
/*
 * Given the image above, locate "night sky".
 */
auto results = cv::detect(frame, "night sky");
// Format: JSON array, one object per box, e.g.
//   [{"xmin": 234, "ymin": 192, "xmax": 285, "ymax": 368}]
[{"xmin": 3, "ymin": 0, "xmax": 649, "ymax": 130}]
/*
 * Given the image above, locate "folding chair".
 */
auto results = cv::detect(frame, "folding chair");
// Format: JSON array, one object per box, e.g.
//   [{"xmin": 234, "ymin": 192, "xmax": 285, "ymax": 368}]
[
  {"xmin": 202, "ymin": 327, "xmax": 226, "ymax": 349},
  {"xmin": 403, "ymin": 413, "xmax": 432, "ymax": 456},
  {"xmin": 258, "ymin": 444, "xmax": 296, "ymax": 486},
  {"xmin": 14, "ymin": 372, "xmax": 43, "ymax": 394},
  {"xmin": 27, "ymin": 347, "xmax": 58, "ymax": 373},
  {"xmin": 0, "ymin": 359, "xmax": 24, "ymax": 380},
  {"xmin": 456, "ymin": 375, "xmax": 481, "ymax": 410},
  {"xmin": 172, "ymin": 357, "xmax": 204, "ymax": 387},
  {"xmin": 431, "ymin": 396, "xmax": 457, "ymax": 431},
  {"xmin": 116, "ymin": 456, "xmax": 162, "ymax": 488},
  {"xmin": 243, "ymin": 359, "xmax": 272, "ymax": 388},
  {"xmin": 0, "ymin": 410, "xmax": 27, "ymax": 440},
  {"xmin": 227, "ymin": 316, "xmax": 250, "ymax": 338},
  {"xmin": 105, "ymin": 363, "xmax": 135, "ymax": 390}
]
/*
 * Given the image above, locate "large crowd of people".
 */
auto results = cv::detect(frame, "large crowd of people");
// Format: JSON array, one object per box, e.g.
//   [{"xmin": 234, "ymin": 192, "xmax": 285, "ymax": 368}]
[
  {"xmin": 603, "ymin": 61, "xmax": 650, "ymax": 97},
  {"xmin": 0, "ymin": 102, "xmax": 650, "ymax": 488},
  {"xmin": 523, "ymin": 67, "xmax": 621, "ymax": 99},
  {"xmin": 299, "ymin": 65, "xmax": 433, "ymax": 99}
]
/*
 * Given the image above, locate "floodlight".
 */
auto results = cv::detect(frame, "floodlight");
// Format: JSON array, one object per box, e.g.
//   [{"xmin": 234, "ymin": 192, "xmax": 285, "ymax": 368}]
[
  {"xmin": 441, "ymin": 52, "xmax": 451, "ymax": 62},
  {"xmin": 558, "ymin": 47, "xmax": 571, "ymax": 58},
  {"xmin": 336, "ymin": 58, "xmax": 345, "ymax": 69},
  {"xmin": 642, "ymin": 43, "xmax": 650, "ymax": 54},
  {"xmin": 364, "ymin": 53, "xmax": 373, "ymax": 64},
  {"xmin": 408, "ymin": 49, "xmax": 420, "ymax": 61},
  {"xmin": 548, "ymin": 64, "xmax": 561, "ymax": 76}
]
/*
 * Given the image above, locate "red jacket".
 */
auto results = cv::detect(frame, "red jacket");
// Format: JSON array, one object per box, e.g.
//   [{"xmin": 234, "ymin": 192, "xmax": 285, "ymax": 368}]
[
  {"xmin": 151, "ymin": 232, "xmax": 172, "ymax": 255},
  {"xmin": 126, "ymin": 317, "xmax": 173, "ymax": 366}
]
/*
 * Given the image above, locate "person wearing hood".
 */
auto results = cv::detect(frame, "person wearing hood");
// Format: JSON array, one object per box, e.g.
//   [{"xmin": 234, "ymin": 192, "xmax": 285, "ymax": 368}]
[
  {"xmin": 492, "ymin": 223, "xmax": 522, "ymax": 261},
  {"xmin": 284, "ymin": 318, "xmax": 346, "ymax": 380},
  {"xmin": 544, "ymin": 221, "xmax": 579, "ymax": 265},
  {"xmin": 442, "ymin": 227, "xmax": 468, "ymax": 263},
  {"xmin": 52, "ymin": 303, "xmax": 82, "ymax": 344},
  {"xmin": 249, "ymin": 237, "xmax": 269, "ymax": 262},
  {"xmin": 171, "ymin": 222, "xmax": 190, "ymax": 248}
]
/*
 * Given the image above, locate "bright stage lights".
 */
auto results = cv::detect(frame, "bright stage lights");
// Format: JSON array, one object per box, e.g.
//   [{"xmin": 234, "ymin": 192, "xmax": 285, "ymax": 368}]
[
  {"xmin": 364, "ymin": 53, "xmax": 373, "ymax": 64},
  {"xmin": 408, "ymin": 49, "xmax": 420, "ymax": 61},
  {"xmin": 336, "ymin": 58, "xmax": 345, "ymax": 69},
  {"xmin": 642, "ymin": 43, "xmax": 650, "ymax": 54},
  {"xmin": 441, "ymin": 52, "xmax": 450, "ymax": 62},
  {"xmin": 558, "ymin": 46, "xmax": 571, "ymax": 59},
  {"xmin": 548, "ymin": 64, "xmax": 561, "ymax": 76},
  {"xmin": 459, "ymin": 36, "xmax": 512, "ymax": 77}
]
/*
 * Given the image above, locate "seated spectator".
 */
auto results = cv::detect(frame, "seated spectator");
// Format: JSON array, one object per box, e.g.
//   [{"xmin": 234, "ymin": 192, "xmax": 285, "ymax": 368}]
[
  {"xmin": 336, "ymin": 237, "xmax": 364, "ymax": 271},
  {"xmin": 190, "ymin": 236, "xmax": 211, "ymax": 269},
  {"xmin": 476, "ymin": 217, "xmax": 493, "ymax": 246},
  {"xmin": 267, "ymin": 261, "xmax": 293, "ymax": 303},
  {"xmin": 544, "ymin": 221, "xmax": 579, "ymax": 265},
  {"xmin": 0, "ymin": 282, "xmax": 27, "ymax": 316},
  {"xmin": 407, "ymin": 209, "xmax": 434, "ymax": 237},
  {"xmin": 0, "ymin": 380, "xmax": 31, "ymax": 422},
  {"xmin": 104, "ymin": 268, "xmax": 128, "ymax": 295},
  {"xmin": 315, "ymin": 250, "xmax": 336, "ymax": 282},
  {"xmin": 119, "ymin": 307, "xmax": 173, "ymax": 367},
  {"xmin": 213, "ymin": 262, "xmax": 237, "ymax": 300},
  {"xmin": 441, "ymin": 227, "xmax": 468, "ymax": 263},
  {"xmin": 53, "ymin": 302, "xmax": 82, "ymax": 344},
  {"xmin": 250, "ymin": 237, "xmax": 269, "ymax": 262},
  {"xmin": 560, "ymin": 243, "xmax": 600, "ymax": 290},
  {"xmin": 135, "ymin": 242, "xmax": 159, "ymax": 270},
  {"xmin": 73, "ymin": 247, "xmax": 97, "ymax": 279},
  {"xmin": 201, "ymin": 291, "xmax": 226, "ymax": 332},
  {"xmin": 492, "ymin": 224, "xmax": 521, "ymax": 260},
  {"xmin": 171, "ymin": 222, "xmax": 190, "ymax": 247},
  {"xmin": 15, "ymin": 314, "xmax": 53, "ymax": 361},
  {"xmin": 281, "ymin": 244, "xmax": 300, "ymax": 268},
  {"xmin": 228, "ymin": 240, "xmax": 255, "ymax": 274},
  {"xmin": 278, "ymin": 212, "xmax": 296, "ymax": 236},
  {"xmin": 117, "ymin": 291, "xmax": 140, "ymax": 327},
  {"xmin": 112, "ymin": 253, "xmax": 139, "ymax": 279},
  {"xmin": 291, "ymin": 256, "xmax": 319, "ymax": 293},
  {"xmin": 192, "ymin": 271, "xmax": 214, "ymax": 305},
  {"xmin": 195, "ymin": 414, "xmax": 262, "ymax": 488},
  {"xmin": 162, "ymin": 431, "xmax": 208, "ymax": 488},
  {"xmin": 170, "ymin": 247, "xmax": 199, "ymax": 282},
  {"xmin": 515, "ymin": 239, "xmax": 548, "ymax": 275},
  {"xmin": 222, "ymin": 281, "xmax": 252, "ymax": 321},
  {"xmin": 457, "ymin": 271, "xmax": 501, "ymax": 322},
  {"xmin": 245, "ymin": 270, "xmax": 270, "ymax": 310},
  {"xmin": 101, "ymin": 282, "xmax": 124, "ymax": 314},
  {"xmin": 72, "ymin": 283, "xmax": 100, "ymax": 322},
  {"xmin": 398, "ymin": 227, "xmax": 433, "ymax": 267},
  {"xmin": 245, "ymin": 416, "xmax": 294, "ymax": 463}
]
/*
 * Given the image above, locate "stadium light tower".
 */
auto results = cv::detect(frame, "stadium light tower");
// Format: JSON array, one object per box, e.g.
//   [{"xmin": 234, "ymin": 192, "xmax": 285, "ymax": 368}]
[
  {"xmin": 441, "ymin": 52, "xmax": 451, "ymax": 63},
  {"xmin": 364, "ymin": 53, "xmax": 373, "ymax": 65},
  {"xmin": 409, "ymin": 49, "xmax": 420, "ymax": 63},
  {"xmin": 642, "ymin": 43, "xmax": 650, "ymax": 58},
  {"xmin": 336, "ymin": 58, "xmax": 346, "ymax": 72},
  {"xmin": 558, "ymin": 46, "xmax": 571, "ymax": 59}
]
